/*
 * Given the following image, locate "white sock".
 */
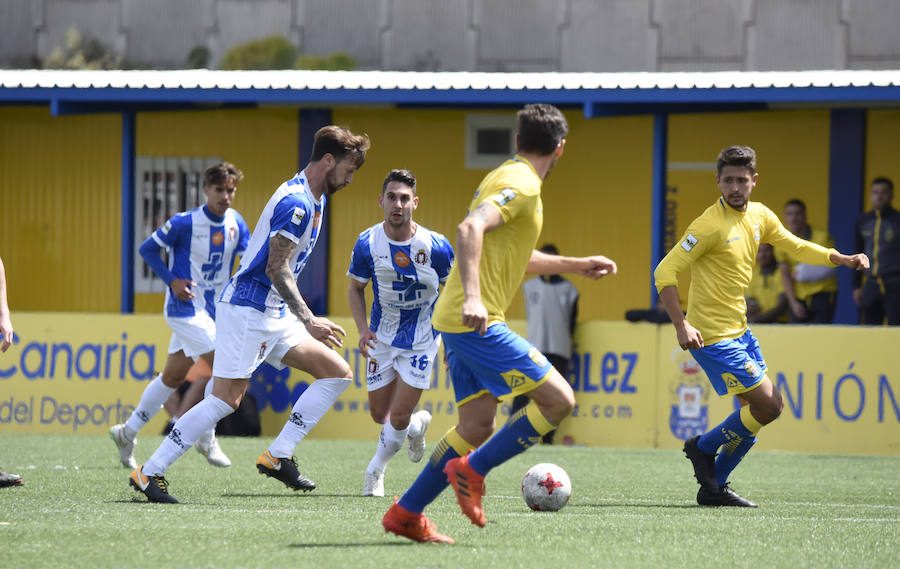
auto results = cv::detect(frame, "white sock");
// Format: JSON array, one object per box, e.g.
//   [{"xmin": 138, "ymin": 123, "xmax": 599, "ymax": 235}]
[
  {"xmin": 200, "ymin": 379, "xmax": 216, "ymax": 440},
  {"xmin": 143, "ymin": 395, "xmax": 234, "ymax": 476},
  {"xmin": 366, "ymin": 422, "xmax": 408, "ymax": 474},
  {"xmin": 125, "ymin": 374, "xmax": 175, "ymax": 435},
  {"xmin": 405, "ymin": 411, "xmax": 424, "ymax": 439},
  {"xmin": 267, "ymin": 377, "xmax": 350, "ymax": 458}
]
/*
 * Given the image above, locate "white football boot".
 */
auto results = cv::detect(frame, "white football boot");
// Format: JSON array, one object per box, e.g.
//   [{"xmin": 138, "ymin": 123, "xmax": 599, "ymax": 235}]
[
  {"xmin": 362, "ymin": 469, "xmax": 385, "ymax": 497},
  {"xmin": 407, "ymin": 410, "xmax": 432, "ymax": 463},
  {"xmin": 195, "ymin": 430, "xmax": 232, "ymax": 467},
  {"xmin": 109, "ymin": 424, "xmax": 137, "ymax": 469}
]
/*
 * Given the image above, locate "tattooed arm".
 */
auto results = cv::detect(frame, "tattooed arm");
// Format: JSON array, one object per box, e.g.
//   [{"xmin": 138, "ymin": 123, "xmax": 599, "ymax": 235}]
[
  {"xmin": 265, "ymin": 233, "xmax": 345, "ymax": 348},
  {"xmin": 456, "ymin": 203, "xmax": 505, "ymax": 335}
]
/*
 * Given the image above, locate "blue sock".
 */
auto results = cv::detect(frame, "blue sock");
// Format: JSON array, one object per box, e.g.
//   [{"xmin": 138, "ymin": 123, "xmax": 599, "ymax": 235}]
[
  {"xmin": 698, "ymin": 407, "xmax": 763, "ymax": 485},
  {"xmin": 467, "ymin": 404, "xmax": 556, "ymax": 476},
  {"xmin": 398, "ymin": 427, "xmax": 474, "ymax": 514},
  {"xmin": 715, "ymin": 435, "xmax": 757, "ymax": 486}
]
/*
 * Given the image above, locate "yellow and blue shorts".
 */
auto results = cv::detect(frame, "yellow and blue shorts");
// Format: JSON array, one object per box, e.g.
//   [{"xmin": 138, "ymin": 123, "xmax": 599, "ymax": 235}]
[
  {"xmin": 690, "ymin": 329, "xmax": 767, "ymax": 397},
  {"xmin": 441, "ymin": 323, "xmax": 553, "ymax": 405}
]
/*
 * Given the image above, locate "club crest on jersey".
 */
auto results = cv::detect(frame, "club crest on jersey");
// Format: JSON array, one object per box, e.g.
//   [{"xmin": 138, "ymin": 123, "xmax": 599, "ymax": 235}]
[
  {"xmin": 681, "ymin": 233, "xmax": 698, "ymax": 252},
  {"xmin": 394, "ymin": 250, "xmax": 411, "ymax": 268},
  {"xmin": 257, "ymin": 342, "xmax": 267, "ymax": 362},
  {"xmin": 415, "ymin": 249, "xmax": 427, "ymax": 265},
  {"xmin": 291, "ymin": 207, "xmax": 305, "ymax": 225},
  {"xmin": 368, "ymin": 359, "xmax": 378, "ymax": 375},
  {"xmin": 228, "ymin": 227, "xmax": 237, "ymax": 241},
  {"xmin": 493, "ymin": 188, "xmax": 516, "ymax": 206},
  {"xmin": 211, "ymin": 231, "xmax": 224, "ymax": 246},
  {"xmin": 753, "ymin": 224, "xmax": 761, "ymax": 243}
]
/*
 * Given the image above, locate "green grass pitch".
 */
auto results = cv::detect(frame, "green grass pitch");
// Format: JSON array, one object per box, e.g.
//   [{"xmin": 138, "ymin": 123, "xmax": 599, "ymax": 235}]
[{"xmin": 0, "ymin": 433, "xmax": 897, "ymax": 569}]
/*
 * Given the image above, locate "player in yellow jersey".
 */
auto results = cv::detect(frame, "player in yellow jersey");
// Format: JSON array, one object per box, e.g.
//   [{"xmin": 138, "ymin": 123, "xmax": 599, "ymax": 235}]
[
  {"xmin": 382, "ymin": 104, "xmax": 617, "ymax": 543},
  {"xmin": 654, "ymin": 145, "xmax": 868, "ymax": 507}
]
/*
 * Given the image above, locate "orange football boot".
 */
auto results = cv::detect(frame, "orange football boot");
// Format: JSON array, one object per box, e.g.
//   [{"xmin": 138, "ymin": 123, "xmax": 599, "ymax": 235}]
[
  {"xmin": 382, "ymin": 501, "xmax": 455, "ymax": 544},
  {"xmin": 443, "ymin": 452, "xmax": 486, "ymax": 527}
]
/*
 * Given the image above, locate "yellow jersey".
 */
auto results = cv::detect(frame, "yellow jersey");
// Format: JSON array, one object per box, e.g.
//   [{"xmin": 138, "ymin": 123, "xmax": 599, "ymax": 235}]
[
  {"xmin": 432, "ymin": 156, "xmax": 543, "ymax": 333},
  {"xmin": 774, "ymin": 226, "xmax": 838, "ymax": 299},
  {"xmin": 654, "ymin": 197, "xmax": 837, "ymax": 345}
]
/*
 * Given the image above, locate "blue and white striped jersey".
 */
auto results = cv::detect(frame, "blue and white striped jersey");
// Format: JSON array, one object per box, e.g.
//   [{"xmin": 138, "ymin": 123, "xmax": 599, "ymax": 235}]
[
  {"xmin": 144, "ymin": 205, "xmax": 250, "ymax": 318},
  {"xmin": 347, "ymin": 223, "xmax": 454, "ymax": 350},
  {"xmin": 220, "ymin": 171, "xmax": 324, "ymax": 317}
]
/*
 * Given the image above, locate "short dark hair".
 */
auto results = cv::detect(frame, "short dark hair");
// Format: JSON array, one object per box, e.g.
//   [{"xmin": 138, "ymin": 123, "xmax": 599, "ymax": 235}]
[
  {"xmin": 539, "ymin": 243, "xmax": 559, "ymax": 255},
  {"xmin": 310, "ymin": 125, "xmax": 370, "ymax": 167},
  {"xmin": 716, "ymin": 145, "xmax": 757, "ymax": 176},
  {"xmin": 204, "ymin": 162, "xmax": 243, "ymax": 187},
  {"xmin": 872, "ymin": 177, "xmax": 894, "ymax": 193},
  {"xmin": 516, "ymin": 104, "xmax": 568, "ymax": 155},
  {"xmin": 382, "ymin": 169, "xmax": 416, "ymax": 194},
  {"xmin": 785, "ymin": 199, "xmax": 806, "ymax": 212}
]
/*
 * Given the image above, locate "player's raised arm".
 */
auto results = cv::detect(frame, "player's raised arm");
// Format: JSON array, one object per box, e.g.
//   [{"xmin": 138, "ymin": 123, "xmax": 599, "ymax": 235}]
[{"xmin": 456, "ymin": 202, "xmax": 505, "ymax": 335}]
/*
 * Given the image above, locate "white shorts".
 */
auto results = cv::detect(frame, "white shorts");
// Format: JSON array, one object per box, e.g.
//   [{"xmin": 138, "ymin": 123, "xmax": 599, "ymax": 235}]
[
  {"xmin": 212, "ymin": 302, "xmax": 311, "ymax": 379},
  {"xmin": 166, "ymin": 312, "xmax": 216, "ymax": 361},
  {"xmin": 365, "ymin": 336, "xmax": 440, "ymax": 392}
]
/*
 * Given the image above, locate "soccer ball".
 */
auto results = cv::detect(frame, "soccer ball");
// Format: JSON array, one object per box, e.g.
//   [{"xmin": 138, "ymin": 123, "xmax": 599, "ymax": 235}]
[{"xmin": 521, "ymin": 463, "xmax": 571, "ymax": 511}]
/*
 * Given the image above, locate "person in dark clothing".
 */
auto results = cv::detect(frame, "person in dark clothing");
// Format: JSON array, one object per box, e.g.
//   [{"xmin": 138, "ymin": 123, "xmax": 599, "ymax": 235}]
[{"xmin": 854, "ymin": 177, "xmax": 900, "ymax": 325}]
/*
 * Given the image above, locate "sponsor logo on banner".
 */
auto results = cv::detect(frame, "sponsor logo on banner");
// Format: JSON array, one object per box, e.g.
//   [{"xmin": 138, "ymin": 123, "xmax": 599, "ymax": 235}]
[{"xmin": 669, "ymin": 350, "xmax": 709, "ymax": 440}]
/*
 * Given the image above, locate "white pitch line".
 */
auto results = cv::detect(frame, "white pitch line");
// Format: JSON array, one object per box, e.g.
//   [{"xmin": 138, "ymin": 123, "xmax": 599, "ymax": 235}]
[
  {"xmin": 495, "ymin": 512, "xmax": 899, "ymax": 523},
  {"xmin": 490, "ymin": 495, "xmax": 900, "ymax": 510}
]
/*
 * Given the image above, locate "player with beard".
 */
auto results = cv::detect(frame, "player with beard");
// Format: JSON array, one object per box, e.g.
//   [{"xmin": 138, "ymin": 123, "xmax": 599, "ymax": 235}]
[
  {"xmin": 129, "ymin": 126, "xmax": 370, "ymax": 503},
  {"xmin": 348, "ymin": 169, "xmax": 454, "ymax": 497},
  {"xmin": 654, "ymin": 145, "xmax": 868, "ymax": 508},
  {"xmin": 382, "ymin": 104, "xmax": 617, "ymax": 542}
]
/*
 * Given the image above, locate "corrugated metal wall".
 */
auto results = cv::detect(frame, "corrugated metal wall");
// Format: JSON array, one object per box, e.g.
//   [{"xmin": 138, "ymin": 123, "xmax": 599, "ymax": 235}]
[
  {"xmin": 0, "ymin": 107, "xmax": 122, "ymax": 312},
  {"xmin": 329, "ymin": 107, "xmax": 656, "ymax": 322},
  {"xmin": 5, "ymin": 104, "xmax": 892, "ymax": 319},
  {"xmin": 866, "ymin": 110, "xmax": 900, "ymax": 211},
  {"xmin": 133, "ymin": 107, "xmax": 299, "ymax": 313}
]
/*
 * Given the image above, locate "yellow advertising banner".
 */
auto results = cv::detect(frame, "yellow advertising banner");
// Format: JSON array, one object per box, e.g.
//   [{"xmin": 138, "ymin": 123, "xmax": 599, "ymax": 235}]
[
  {"xmin": 554, "ymin": 322, "xmax": 659, "ymax": 447},
  {"xmin": 0, "ymin": 313, "xmax": 172, "ymax": 435},
  {"xmin": 3, "ymin": 314, "xmax": 899, "ymax": 456},
  {"xmin": 654, "ymin": 324, "xmax": 900, "ymax": 455}
]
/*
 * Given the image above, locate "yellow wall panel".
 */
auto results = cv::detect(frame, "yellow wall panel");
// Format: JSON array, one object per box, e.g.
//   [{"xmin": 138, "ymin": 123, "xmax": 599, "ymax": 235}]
[
  {"xmin": 0, "ymin": 107, "xmax": 121, "ymax": 312},
  {"xmin": 134, "ymin": 108, "xmax": 299, "ymax": 313},
  {"xmin": 865, "ymin": 110, "xmax": 900, "ymax": 211},
  {"xmin": 666, "ymin": 110, "xmax": 831, "ymax": 301},
  {"xmin": 329, "ymin": 107, "xmax": 654, "ymax": 322}
]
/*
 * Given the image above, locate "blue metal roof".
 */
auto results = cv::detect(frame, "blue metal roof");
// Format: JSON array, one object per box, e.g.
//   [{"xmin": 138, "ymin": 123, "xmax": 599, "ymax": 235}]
[{"xmin": 2, "ymin": 69, "xmax": 899, "ymax": 116}]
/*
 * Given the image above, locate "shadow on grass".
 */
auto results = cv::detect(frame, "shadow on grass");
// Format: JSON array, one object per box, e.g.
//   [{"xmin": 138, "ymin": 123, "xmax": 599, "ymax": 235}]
[
  {"xmin": 289, "ymin": 542, "xmax": 414, "ymax": 548},
  {"xmin": 222, "ymin": 493, "xmax": 360, "ymax": 498},
  {"xmin": 568, "ymin": 502, "xmax": 697, "ymax": 509}
]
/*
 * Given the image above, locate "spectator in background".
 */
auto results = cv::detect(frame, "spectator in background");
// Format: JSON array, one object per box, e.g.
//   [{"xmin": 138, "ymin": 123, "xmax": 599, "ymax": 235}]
[
  {"xmin": 854, "ymin": 177, "xmax": 900, "ymax": 325},
  {"xmin": 510, "ymin": 244, "xmax": 579, "ymax": 444},
  {"xmin": 746, "ymin": 243, "xmax": 788, "ymax": 323},
  {"xmin": 776, "ymin": 199, "xmax": 838, "ymax": 323},
  {"xmin": 0, "ymin": 255, "xmax": 23, "ymax": 489}
]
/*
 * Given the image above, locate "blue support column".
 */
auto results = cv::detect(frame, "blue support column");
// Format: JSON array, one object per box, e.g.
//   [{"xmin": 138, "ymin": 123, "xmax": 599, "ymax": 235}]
[
  {"xmin": 121, "ymin": 111, "xmax": 136, "ymax": 313},
  {"xmin": 828, "ymin": 109, "xmax": 866, "ymax": 325},
  {"xmin": 650, "ymin": 113, "xmax": 668, "ymax": 307},
  {"xmin": 296, "ymin": 109, "xmax": 332, "ymax": 316}
]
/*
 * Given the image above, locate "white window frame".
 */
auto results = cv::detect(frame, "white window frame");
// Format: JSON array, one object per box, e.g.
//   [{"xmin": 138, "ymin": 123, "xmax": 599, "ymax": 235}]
[
  {"xmin": 465, "ymin": 113, "xmax": 517, "ymax": 169},
  {"xmin": 134, "ymin": 157, "xmax": 220, "ymax": 294}
]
